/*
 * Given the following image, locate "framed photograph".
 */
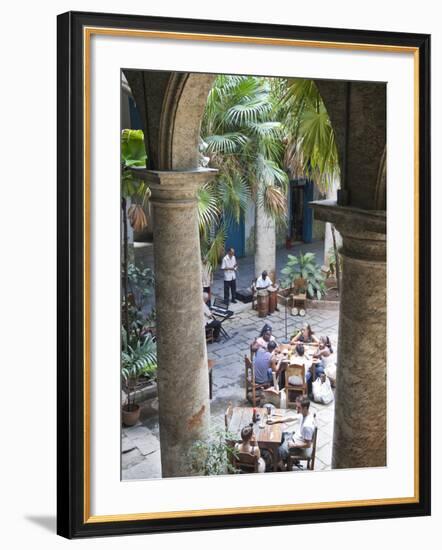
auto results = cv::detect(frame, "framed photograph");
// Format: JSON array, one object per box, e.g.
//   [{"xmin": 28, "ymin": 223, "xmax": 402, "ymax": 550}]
[{"xmin": 57, "ymin": 11, "xmax": 431, "ymax": 538}]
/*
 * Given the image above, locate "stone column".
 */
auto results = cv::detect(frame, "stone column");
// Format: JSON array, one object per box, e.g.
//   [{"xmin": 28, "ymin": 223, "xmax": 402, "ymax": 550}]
[
  {"xmin": 312, "ymin": 201, "xmax": 386, "ymax": 468},
  {"xmin": 145, "ymin": 168, "xmax": 217, "ymax": 477},
  {"xmin": 255, "ymin": 200, "xmax": 276, "ymax": 281}
]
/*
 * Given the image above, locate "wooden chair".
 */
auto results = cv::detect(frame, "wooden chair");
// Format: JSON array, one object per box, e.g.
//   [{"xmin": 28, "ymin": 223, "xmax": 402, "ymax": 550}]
[
  {"xmin": 233, "ymin": 450, "xmax": 259, "ymax": 473},
  {"xmin": 291, "ymin": 278, "xmax": 307, "ymax": 316},
  {"xmin": 245, "ymin": 355, "xmax": 271, "ymax": 407},
  {"xmin": 287, "ymin": 418, "xmax": 318, "ymax": 471},
  {"xmin": 285, "ymin": 363, "xmax": 308, "ymax": 408}
]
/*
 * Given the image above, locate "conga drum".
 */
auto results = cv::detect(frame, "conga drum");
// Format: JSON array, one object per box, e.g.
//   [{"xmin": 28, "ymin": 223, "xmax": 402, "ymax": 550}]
[
  {"xmin": 268, "ymin": 285, "xmax": 278, "ymax": 314},
  {"xmin": 257, "ymin": 289, "xmax": 269, "ymax": 317}
]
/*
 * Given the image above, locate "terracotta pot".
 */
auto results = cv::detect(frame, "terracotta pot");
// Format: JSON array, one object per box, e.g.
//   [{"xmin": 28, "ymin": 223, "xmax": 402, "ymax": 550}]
[{"xmin": 122, "ymin": 403, "xmax": 140, "ymax": 426}]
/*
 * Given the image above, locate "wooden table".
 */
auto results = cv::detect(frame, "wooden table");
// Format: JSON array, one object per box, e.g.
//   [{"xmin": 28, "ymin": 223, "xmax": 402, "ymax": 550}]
[
  {"xmin": 227, "ymin": 406, "xmax": 300, "ymax": 471},
  {"xmin": 274, "ymin": 343, "xmax": 320, "ymax": 380}
]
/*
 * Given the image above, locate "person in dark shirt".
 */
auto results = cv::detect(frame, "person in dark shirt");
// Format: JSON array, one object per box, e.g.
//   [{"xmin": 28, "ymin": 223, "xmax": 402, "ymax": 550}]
[{"xmin": 253, "ymin": 340, "xmax": 278, "ymax": 384}]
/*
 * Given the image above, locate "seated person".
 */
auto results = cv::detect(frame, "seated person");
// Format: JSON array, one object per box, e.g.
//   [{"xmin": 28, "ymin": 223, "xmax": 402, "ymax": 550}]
[
  {"xmin": 253, "ymin": 340, "xmax": 278, "ymax": 385},
  {"xmin": 313, "ymin": 336, "xmax": 333, "ymax": 367},
  {"xmin": 268, "ymin": 397, "xmax": 315, "ymax": 464},
  {"xmin": 256, "ymin": 270, "xmax": 272, "ymax": 290},
  {"xmin": 314, "ymin": 336, "xmax": 336, "ymax": 386},
  {"xmin": 252, "ymin": 324, "xmax": 276, "ymax": 352},
  {"xmin": 234, "ymin": 425, "xmax": 266, "ymax": 473},
  {"xmin": 290, "ymin": 343, "xmax": 323, "ymax": 395},
  {"xmin": 286, "ymin": 343, "xmax": 309, "ymax": 384},
  {"xmin": 291, "ymin": 323, "xmax": 319, "ymax": 345},
  {"xmin": 203, "ymin": 292, "xmax": 222, "ymax": 342}
]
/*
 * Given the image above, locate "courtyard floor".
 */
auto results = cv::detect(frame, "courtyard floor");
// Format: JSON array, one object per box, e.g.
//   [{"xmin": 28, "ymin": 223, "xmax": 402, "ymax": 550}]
[{"xmin": 122, "ymin": 300, "xmax": 339, "ymax": 480}]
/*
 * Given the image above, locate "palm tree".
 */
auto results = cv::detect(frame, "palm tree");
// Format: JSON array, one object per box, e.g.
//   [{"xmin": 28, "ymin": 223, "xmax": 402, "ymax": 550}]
[
  {"xmin": 281, "ymin": 79, "xmax": 340, "ymax": 190},
  {"xmin": 280, "ymin": 79, "xmax": 341, "ymax": 278},
  {"xmin": 201, "ymin": 75, "xmax": 288, "ymax": 278}
]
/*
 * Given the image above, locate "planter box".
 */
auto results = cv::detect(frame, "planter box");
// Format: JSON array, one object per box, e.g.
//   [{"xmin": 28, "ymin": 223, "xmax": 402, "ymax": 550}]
[{"xmin": 306, "ymin": 298, "xmax": 340, "ymax": 311}]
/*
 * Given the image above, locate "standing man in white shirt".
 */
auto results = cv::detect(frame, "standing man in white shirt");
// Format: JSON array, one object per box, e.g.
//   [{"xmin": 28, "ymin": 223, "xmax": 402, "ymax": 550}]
[{"xmin": 221, "ymin": 247, "xmax": 238, "ymax": 306}]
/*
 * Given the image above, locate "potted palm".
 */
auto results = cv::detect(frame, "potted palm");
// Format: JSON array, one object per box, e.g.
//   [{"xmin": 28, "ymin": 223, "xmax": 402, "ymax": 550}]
[
  {"xmin": 280, "ymin": 252, "xmax": 326, "ymax": 300},
  {"xmin": 121, "ymin": 332, "xmax": 157, "ymax": 426}
]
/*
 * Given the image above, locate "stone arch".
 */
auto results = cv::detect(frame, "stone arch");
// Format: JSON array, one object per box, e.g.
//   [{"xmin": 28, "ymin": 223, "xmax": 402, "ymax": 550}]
[{"xmin": 159, "ymin": 73, "xmax": 216, "ymax": 171}]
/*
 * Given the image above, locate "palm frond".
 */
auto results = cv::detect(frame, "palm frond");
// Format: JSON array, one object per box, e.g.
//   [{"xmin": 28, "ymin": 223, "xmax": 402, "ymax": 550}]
[
  {"xmin": 247, "ymin": 121, "xmax": 284, "ymax": 139},
  {"xmin": 225, "ymin": 97, "xmax": 272, "ymax": 127},
  {"xmin": 197, "ymin": 182, "xmax": 220, "ymax": 235},
  {"xmin": 204, "ymin": 226, "xmax": 227, "ymax": 270},
  {"xmin": 254, "ymin": 154, "xmax": 288, "ymax": 190},
  {"xmin": 219, "ymin": 174, "xmax": 251, "ymax": 224},
  {"xmin": 204, "ymin": 132, "xmax": 248, "ymax": 154},
  {"xmin": 258, "ymin": 185, "xmax": 287, "ymax": 228}
]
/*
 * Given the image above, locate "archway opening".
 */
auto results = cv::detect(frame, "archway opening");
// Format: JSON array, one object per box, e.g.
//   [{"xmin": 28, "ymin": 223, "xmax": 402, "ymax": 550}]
[{"xmin": 120, "ymin": 69, "xmax": 386, "ymax": 479}]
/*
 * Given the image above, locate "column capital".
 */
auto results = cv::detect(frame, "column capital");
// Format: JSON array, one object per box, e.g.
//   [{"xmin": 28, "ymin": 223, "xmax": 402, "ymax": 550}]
[
  {"xmin": 311, "ymin": 200, "xmax": 386, "ymax": 261},
  {"xmin": 132, "ymin": 168, "xmax": 217, "ymax": 206}
]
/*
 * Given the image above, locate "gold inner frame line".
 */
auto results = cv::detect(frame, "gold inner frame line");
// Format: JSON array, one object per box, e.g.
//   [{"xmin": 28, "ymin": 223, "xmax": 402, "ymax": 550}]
[{"xmin": 83, "ymin": 26, "xmax": 420, "ymax": 524}]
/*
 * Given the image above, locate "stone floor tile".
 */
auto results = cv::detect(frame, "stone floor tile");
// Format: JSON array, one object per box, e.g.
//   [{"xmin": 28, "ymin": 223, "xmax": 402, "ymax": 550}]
[
  {"xmin": 122, "ymin": 451, "xmax": 162, "ymax": 480},
  {"xmin": 122, "ymin": 436, "xmax": 136, "ymax": 454},
  {"xmin": 121, "ymin": 447, "xmax": 145, "ymax": 470}
]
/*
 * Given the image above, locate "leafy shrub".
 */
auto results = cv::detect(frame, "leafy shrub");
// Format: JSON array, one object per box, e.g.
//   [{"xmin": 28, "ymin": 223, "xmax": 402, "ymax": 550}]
[
  {"xmin": 280, "ymin": 252, "xmax": 326, "ymax": 299},
  {"xmin": 121, "ymin": 332, "xmax": 157, "ymax": 407},
  {"xmin": 188, "ymin": 428, "xmax": 239, "ymax": 476}
]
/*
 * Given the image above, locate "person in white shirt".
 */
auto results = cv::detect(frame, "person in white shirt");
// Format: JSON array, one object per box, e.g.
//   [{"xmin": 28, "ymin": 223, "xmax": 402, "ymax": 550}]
[
  {"xmin": 201, "ymin": 259, "xmax": 213, "ymax": 306},
  {"xmin": 202, "ymin": 293, "xmax": 221, "ymax": 342},
  {"xmin": 221, "ymin": 247, "xmax": 238, "ymax": 305},
  {"xmin": 256, "ymin": 270, "xmax": 272, "ymax": 290},
  {"xmin": 268, "ymin": 397, "xmax": 315, "ymax": 463}
]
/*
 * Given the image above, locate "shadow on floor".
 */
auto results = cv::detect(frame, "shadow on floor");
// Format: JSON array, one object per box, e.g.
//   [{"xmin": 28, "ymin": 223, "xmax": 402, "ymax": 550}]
[{"xmin": 24, "ymin": 515, "xmax": 56, "ymax": 533}]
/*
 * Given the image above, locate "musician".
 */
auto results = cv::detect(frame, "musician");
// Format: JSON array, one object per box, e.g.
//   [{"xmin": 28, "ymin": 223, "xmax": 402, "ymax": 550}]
[
  {"xmin": 203, "ymin": 293, "xmax": 222, "ymax": 342},
  {"xmin": 256, "ymin": 270, "xmax": 272, "ymax": 290},
  {"xmin": 221, "ymin": 247, "xmax": 238, "ymax": 305}
]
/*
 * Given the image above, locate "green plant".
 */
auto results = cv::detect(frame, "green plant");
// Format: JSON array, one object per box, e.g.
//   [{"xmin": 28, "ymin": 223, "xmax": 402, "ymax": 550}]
[
  {"xmin": 127, "ymin": 263, "xmax": 155, "ymax": 311},
  {"xmin": 280, "ymin": 252, "xmax": 326, "ymax": 299},
  {"xmin": 188, "ymin": 427, "xmax": 239, "ymax": 476},
  {"xmin": 281, "ymin": 79, "xmax": 340, "ymax": 192},
  {"xmin": 121, "ymin": 332, "xmax": 157, "ymax": 409},
  {"xmin": 200, "ymin": 75, "xmax": 289, "ymax": 270},
  {"xmin": 121, "ymin": 129, "xmax": 149, "ymax": 336}
]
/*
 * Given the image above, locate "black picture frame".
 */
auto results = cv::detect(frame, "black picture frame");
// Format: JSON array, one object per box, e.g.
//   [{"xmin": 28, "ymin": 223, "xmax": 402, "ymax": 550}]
[{"xmin": 57, "ymin": 10, "xmax": 431, "ymax": 539}]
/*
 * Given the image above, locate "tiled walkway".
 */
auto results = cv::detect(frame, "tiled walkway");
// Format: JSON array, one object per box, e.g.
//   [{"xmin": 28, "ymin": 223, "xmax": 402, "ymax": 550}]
[{"xmin": 122, "ymin": 301, "xmax": 339, "ymax": 480}]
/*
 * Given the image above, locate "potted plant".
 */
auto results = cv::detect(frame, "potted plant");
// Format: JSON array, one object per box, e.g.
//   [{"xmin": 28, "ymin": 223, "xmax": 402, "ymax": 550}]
[
  {"xmin": 280, "ymin": 252, "xmax": 326, "ymax": 300},
  {"xmin": 121, "ymin": 332, "xmax": 157, "ymax": 426}
]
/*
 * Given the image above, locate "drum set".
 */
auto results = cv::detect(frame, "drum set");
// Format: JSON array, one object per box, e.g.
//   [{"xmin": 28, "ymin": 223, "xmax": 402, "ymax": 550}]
[{"xmin": 256, "ymin": 285, "xmax": 278, "ymax": 317}]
